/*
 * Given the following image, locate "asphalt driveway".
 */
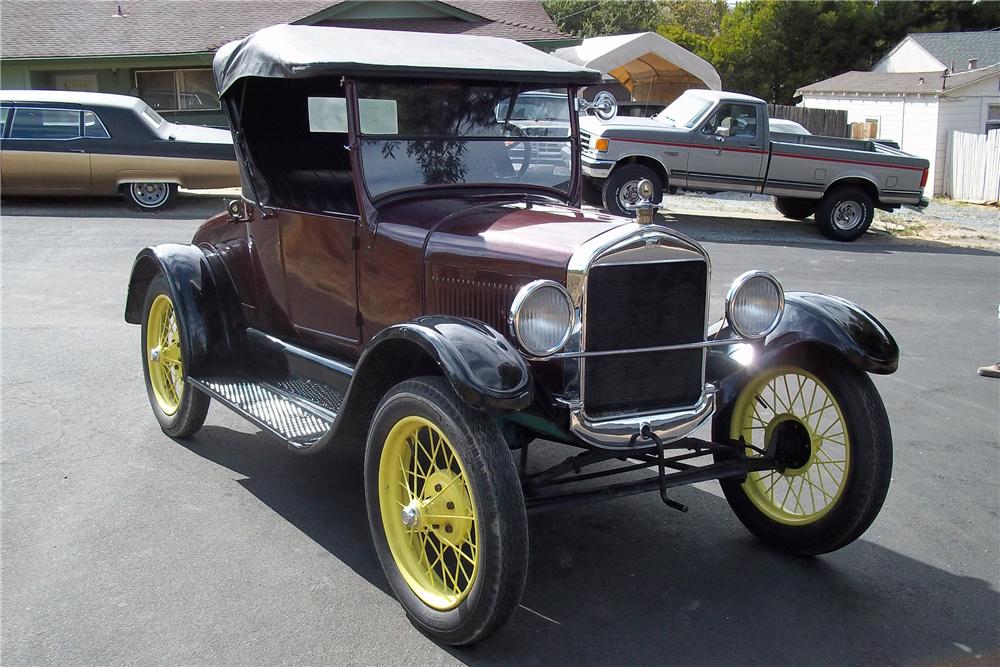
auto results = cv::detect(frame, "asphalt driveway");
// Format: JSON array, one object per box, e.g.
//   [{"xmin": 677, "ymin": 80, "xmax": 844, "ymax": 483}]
[{"xmin": 2, "ymin": 196, "xmax": 998, "ymax": 665}]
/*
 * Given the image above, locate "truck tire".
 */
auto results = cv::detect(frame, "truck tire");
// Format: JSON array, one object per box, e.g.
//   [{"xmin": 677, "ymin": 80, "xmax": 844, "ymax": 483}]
[
  {"xmin": 602, "ymin": 164, "xmax": 663, "ymax": 218},
  {"xmin": 815, "ymin": 186, "xmax": 874, "ymax": 241},
  {"xmin": 774, "ymin": 197, "xmax": 816, "ymax": 221}
]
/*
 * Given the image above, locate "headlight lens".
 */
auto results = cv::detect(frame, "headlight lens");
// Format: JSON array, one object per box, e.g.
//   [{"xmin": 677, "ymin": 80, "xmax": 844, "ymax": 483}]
[
  {"xmin": 726, "ymin": 271, "xmax": 784, "ymax": 339},
  {"xmin": 509, "ymin": 280, "xmax": 574, "ymax": 356}
]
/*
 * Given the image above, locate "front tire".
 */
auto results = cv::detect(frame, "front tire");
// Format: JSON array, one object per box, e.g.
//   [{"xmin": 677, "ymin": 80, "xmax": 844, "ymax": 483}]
[
  {"xmin": 364, "ymin": 376, "xmax": 528, "ymax": 645},
  {"xmin": 774, "ymin": 196, "xmax": 816, "ymax": 220},
  {"xmin": 124, "ymin": 182, "xmax": 176, "ymax": 211},
  {"xmin": 602, "ymin": 164, "xmax": 663, "ymax": 218},
  {"xmin": 713, "ymin": 350, "xmax": 892, "ymax": 555},
  {"xmin": 140, "ymin": 273, "xmax": 209, "ymax": 438},
  {"xmin": 815, "ymin": 186, "xmax": 874, "ymax": 241}
]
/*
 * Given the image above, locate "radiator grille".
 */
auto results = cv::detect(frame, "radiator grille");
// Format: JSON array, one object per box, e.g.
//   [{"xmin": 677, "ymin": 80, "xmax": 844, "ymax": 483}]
[{"xmin": 583, "ymin": 260, "xmax": 707, "ymax": 419}]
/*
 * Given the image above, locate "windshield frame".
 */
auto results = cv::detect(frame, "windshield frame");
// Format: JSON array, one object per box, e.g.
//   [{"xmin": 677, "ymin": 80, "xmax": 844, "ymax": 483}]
[{"xmin": 349, "ymin": 78, "xmax": 581, "ymax": 206}]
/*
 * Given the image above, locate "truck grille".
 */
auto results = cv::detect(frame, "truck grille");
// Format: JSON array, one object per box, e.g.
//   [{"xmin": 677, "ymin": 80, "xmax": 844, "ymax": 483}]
[{"xmin": 583, "ymin": 260, "xmax": 707, "ymax": 419}]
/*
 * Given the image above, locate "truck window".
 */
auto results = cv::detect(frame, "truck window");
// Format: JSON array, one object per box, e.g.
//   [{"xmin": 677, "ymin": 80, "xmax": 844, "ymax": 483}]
[{"xmin": 701, "ymin": 103, "xmax": 759, "ymax": 139}]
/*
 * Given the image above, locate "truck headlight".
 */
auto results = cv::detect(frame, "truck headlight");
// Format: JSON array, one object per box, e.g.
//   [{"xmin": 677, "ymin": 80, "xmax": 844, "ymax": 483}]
[
  {"xmin": 509, "ymin": 280, "xmax": 574, "ymax": 356},
  {"xmin": 726, "ymin": 271, "xmax": 784, "ymax": 339}
]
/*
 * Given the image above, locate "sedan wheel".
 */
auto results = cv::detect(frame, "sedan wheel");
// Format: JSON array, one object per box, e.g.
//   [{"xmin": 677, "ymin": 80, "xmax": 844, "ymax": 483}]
[{"xmin": 125, "ymin": 182, "xmax": 176, "ymax": 210}]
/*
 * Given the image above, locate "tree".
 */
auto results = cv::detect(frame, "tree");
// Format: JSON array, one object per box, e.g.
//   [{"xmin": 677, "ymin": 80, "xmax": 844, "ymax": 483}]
[
  {"xmin": 543, "ymin": 0, "xmax": 664, "ymax": 38},
  {"xmin": 707, "ymin": 0, "xmax": 1000, "ymax": 105}
]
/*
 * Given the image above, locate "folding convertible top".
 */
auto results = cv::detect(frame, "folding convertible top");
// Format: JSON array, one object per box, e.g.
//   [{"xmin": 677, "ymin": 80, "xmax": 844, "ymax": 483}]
[{"xmin": 213, "ymin": 24, "xmax": 602, "ymax": 95}]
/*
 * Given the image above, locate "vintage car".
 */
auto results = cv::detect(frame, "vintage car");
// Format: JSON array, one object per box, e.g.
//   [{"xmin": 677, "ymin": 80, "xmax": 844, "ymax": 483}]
[
  {"xmin": 125, "ymin": 25, "xmax": 897, "ymax": 645},
  {"xmin": 0, "ymin": 90, "xmax": 239, "ymax": 210}
]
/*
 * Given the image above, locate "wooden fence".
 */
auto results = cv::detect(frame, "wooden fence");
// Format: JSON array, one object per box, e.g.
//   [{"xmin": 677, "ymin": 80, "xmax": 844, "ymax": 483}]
[
  {"xmin": 945, "ymin": 130, "xmax": 1000, "ymax": 204},
  {"xmin": 768, "ymin": 104, "xmax": 848, "ymax": 138}
]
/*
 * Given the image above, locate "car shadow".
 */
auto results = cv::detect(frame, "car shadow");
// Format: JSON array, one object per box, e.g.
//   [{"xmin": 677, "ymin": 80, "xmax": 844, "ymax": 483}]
[
  {"xmin": 176, "ymin": 426, "xmax": 998, "ymax": 666},
  {"xmin": 0, "ymin": 194, "xmax": 230, "ymax": 220},
  {"xmin": 658, "ymin": 210, "xmax": 999, "ymax": 257}
]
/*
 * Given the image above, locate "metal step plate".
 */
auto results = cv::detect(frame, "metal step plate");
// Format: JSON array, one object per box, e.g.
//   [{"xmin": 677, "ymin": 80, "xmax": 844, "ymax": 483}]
[{"xmin": 191, "ymin": 377, "xmax": 337, "ymax": 446}]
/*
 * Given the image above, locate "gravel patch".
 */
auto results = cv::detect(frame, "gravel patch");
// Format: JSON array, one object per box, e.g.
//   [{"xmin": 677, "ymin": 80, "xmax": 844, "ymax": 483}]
[{"xmin": 665, "ymin": 190, "xmax": 1000, "ymax": 248}]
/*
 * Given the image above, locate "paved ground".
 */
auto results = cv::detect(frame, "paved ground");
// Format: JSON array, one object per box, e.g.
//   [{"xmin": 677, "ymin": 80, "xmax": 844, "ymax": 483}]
[{"xmin": 2, "ymin": 196, "xmax": 998, "ymax": 666}]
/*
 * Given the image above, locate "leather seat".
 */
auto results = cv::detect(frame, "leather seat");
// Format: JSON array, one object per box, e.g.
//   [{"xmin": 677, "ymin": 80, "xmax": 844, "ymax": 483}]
[{"xmin": 270, "ymin": 169, "xmax": 358, "ymax": 214}]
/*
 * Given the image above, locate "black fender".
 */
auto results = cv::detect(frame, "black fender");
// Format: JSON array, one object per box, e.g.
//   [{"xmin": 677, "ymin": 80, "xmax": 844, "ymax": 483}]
[
  {"xmin": 124, "ymin": 243, "xmax": 242, "ymax": 376},
  {"xmin": 707, "ymin": 291, "xmax": 898, "ymax": 411},
  {"xmin": 327, "ymin": 316, "xmax": 533, "ymax": 445}
]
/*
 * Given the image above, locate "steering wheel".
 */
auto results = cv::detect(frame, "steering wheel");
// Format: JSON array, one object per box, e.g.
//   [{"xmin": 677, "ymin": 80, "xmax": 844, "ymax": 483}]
[{"xmin": 499, "ymin": 122, "xmax": 535, "ymax": 180}]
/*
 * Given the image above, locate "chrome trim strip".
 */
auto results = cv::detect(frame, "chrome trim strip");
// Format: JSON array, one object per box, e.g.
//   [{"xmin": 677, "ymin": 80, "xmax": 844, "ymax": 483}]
[{"xmin": 535, "ymin": 336, "xmax": 744, "ymax": 360}]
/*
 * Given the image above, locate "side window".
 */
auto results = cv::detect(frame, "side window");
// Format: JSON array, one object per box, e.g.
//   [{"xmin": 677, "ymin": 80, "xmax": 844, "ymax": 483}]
[
  {"xmin": 0, "ymin": 107, "xmax": 9, "ymax": 138},
  {"xmin": 9, "ymin": 108, "xmax": 82, "ymax": 140},
  {"xmin": 702, "ymin": 104, "xmax": 759, "ymax": 139},
  {"xmin": 83, "ymin": 110, "xmax": 110, "ymax": 139}
]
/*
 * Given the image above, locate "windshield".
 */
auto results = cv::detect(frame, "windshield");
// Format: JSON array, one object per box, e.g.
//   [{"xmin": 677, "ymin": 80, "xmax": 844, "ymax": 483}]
[
  {"xmin": 655, "ymin": 94, "xmax": 713, "ymax": 128},
  {"xmin": 355, "ymin": 81, "xmax": 573, "ymax": 199}
]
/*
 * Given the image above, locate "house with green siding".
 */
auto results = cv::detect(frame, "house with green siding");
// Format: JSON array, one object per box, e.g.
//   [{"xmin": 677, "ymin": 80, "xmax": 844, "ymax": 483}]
[{"xmin": 1, "ymin": 0, "xmax": 577, "ymax": 126}]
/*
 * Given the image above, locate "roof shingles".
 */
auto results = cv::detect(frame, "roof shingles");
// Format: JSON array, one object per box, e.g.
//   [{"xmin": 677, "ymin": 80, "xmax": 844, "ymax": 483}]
[{"xmin": 0, "ymin": 0, "xmax": 570, "ymax": 59}]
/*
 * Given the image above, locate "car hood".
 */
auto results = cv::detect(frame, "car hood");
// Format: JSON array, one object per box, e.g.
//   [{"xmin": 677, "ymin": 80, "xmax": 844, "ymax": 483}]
[
  {"xmin": 165, "ymin": 123, "xmax": 234, "ymax": 144},
  {"xmin": 377, "ymin": 194, "xmax": 628, "ymax": 281},
  {"xmin": 580, "ymin": 115, "xmax": 687, "ymax": 136}
]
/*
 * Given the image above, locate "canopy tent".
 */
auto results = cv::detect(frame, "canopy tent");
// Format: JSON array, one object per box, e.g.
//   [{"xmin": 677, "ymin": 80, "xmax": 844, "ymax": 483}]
[{"xmin": 554, "ymin": 32, "xmax": 721, "ymax": 104}]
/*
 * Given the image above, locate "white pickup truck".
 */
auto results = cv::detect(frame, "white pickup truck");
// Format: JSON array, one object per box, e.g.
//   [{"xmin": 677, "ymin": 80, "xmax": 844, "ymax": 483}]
[{"xmin": 580, "ymin": 90, "xmax": 930, "ymax": 241}]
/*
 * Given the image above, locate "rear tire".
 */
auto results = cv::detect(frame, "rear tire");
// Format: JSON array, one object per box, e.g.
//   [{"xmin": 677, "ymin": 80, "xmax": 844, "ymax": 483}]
[
  {"xmin": 365, "ymin": 376, "xmax": 528, "ymax": 645},
  {"xmin": 602, "ymin": 164, "xmax": 663, "ymax": 218},
  {"xmin": 124, "ymin": 182, "xmax": 176, "ymax": 211},
  {"xmin": 140, "ymin": 273, "xmax": 209, "ymax": 438},
  {"xmin": 815, "ymin": 186, "xmax": 874, "ymax": 241},
  {"xmin": 774, "ymin": 196, "xmax": 816, "ymax": 220}
]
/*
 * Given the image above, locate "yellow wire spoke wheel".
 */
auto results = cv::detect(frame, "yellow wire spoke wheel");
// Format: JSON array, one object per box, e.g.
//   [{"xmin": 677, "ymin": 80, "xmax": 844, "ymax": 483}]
[
  {"xmin": 731, "ymin": 366, "xmax": 851, "ymax": 525},
  {"xmin": 145, "ymin": 293, "xmax": 184, "ymax": 416},
  {"xmin": 378, "ymin": 415, "xmax": 479, "ymax": 611}
]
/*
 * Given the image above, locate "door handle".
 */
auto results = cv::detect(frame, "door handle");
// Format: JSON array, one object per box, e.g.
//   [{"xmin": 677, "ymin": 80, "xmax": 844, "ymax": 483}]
[{"xmin": 69, "ymin": 148, "xmax": 86, "ymax": 154}]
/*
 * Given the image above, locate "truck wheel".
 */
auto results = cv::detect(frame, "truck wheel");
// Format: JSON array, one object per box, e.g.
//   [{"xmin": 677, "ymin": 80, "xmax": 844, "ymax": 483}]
[
  {"xmin": 815, "ymin": 186, "xmax": 874, "ymax": 241},
  {"xmin": 712, "ymin": 351, "xmax": 892, "ymax": 555},
  {"xmin": 141, "ymin": 273, "xmax": 210, "ymax": 438},
  {"xmin": 602, "ymin": 164, "xmax": 663, "ymax": 218},
  {"xmin": 124, "ymin": 182, "xmax": 176, "ymax": 211},
  {"xmin": 365, "ymin": 376, "xmax": 528, "ymax": 645},
  {"xmin": 774, "ymin": 196, "xmax": 817, "ymax": 220}
]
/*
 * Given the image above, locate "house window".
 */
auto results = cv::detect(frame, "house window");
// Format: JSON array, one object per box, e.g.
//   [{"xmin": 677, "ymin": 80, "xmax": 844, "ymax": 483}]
[
  {"xmin": 134, "ymin": 69, "xmax": 220, "ymax": 112},
  {"xmin": 987, "ymin": 105, "xmax": 1000, "ymax": 133}
]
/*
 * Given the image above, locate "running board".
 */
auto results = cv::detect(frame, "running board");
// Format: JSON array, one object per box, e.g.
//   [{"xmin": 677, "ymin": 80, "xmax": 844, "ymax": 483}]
[{"xmin": 189, "ymin": 375, "xmax": 342, "ymax": 450}]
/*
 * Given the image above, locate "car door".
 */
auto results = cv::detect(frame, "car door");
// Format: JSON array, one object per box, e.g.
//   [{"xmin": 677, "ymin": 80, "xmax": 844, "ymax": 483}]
[
  {"xmin": 686, "ymin": 102, "xmax": 766, "ymax": 193},
  {"xmin": 1, "ymin": 106, "xmax": 91, "ymax": 191},
  {"xmin": 280, "ymin": 208, "xmax": 362, "ymax": 354}
]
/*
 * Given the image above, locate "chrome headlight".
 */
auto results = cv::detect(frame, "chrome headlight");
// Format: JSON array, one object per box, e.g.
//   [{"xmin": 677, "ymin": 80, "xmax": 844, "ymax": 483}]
[
  {"xmin": 726, "ymin": 271, "xmax": 784, "ymax": 339},
  {"xmin": 509, "ymin": 280, "xmax": 574, "ymax": 356}
]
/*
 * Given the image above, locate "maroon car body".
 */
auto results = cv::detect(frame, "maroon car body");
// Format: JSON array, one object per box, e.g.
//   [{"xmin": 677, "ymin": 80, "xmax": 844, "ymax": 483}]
[{"xmin": 125, "ymin": 25, "xmax": 899, "ymax": 646}]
